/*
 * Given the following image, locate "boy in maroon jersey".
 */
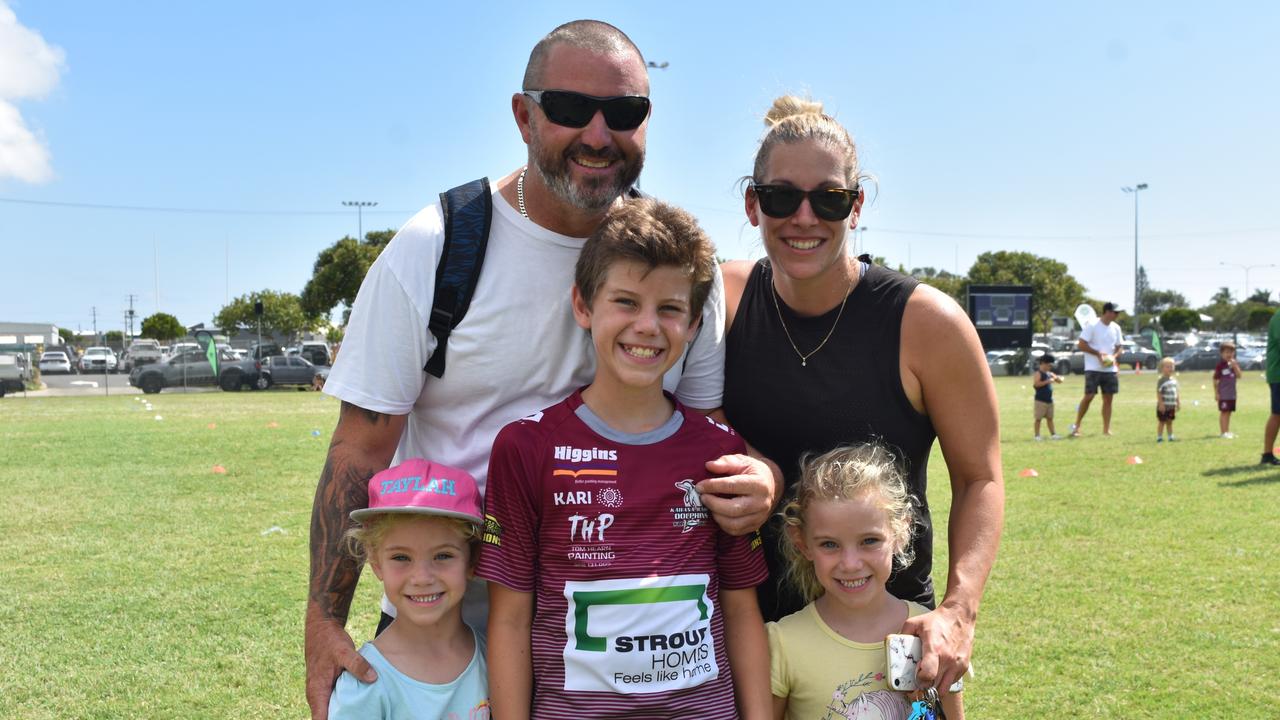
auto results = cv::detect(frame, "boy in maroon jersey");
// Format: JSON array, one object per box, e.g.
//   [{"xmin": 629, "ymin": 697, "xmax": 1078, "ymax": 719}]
[{"xmin": 478, "ymin": 198, "xmax": 770, "ymax": 719}]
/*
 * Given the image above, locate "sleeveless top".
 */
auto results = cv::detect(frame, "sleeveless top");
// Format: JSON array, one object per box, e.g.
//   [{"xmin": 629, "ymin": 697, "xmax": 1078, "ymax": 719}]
[{"xmin": 724, "ymin": 259, "xmax": 938, "ymax": 621}]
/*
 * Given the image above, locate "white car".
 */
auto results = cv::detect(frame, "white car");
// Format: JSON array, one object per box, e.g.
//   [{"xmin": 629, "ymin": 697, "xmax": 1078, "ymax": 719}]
[
  {"xmin": 80, "ymin": 346, "xmax": 118, "ymax": 373},
  {"xmin": 39, "ymin": 351, "xmax": 74, "ymax": 374}
]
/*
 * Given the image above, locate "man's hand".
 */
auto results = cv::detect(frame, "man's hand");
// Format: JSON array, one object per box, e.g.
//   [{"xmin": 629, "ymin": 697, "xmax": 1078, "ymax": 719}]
[
  {"xmin": 698, "ymin": 453, "xmax": 778, "ymax": 536},
  {"xmin": 304, "ymin": 609, "xmax": 376, "ymax": 719},
  {"xmin": 900, "ymin": 603, "xmax": 974, "ymax": 698}
]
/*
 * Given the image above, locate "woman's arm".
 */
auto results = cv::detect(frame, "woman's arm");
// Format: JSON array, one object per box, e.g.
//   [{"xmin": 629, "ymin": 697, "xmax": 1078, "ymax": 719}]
[
  {"xmin": 898, "ymin": 285, "xmax": 1004, "ymax": 698},
  {"xmin": 487, "ymin": 582, "xmax": 534, "ymax": 720},
  {"xmin": 722, "ymin": 587, "xmax": 771, "ymax": 720}
]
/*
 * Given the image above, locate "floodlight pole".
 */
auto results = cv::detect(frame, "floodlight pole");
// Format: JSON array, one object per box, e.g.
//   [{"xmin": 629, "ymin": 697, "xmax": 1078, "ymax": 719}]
[
  {"xmin": 1122, "ymin": 183, "xmax": 1148, "ymax": 334},
  {"xmin": 342, "ymin": 200, "xmax": 378, "ymax": 242},
  {"xmin": 1220, "ymin": 261, "xmax": 1278, "ymax": 302}
]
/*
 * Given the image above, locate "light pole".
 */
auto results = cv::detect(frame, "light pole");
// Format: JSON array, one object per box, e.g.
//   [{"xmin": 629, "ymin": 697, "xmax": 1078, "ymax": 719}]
[
  {"xmin": 1219, "ymin": 261, "xmax": 1277, "ymax": 301},
  {"xmin": 342, "ymin": 200, "xmax": 377, "ymax": 242},
  {"xmin": 1122, "ymin": 183, "xmax": 1148, "ymax": 334}
]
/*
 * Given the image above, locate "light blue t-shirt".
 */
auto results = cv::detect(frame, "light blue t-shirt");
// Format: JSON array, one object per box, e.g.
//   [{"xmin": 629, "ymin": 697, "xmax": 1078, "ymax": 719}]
[{"xmin": 328, "ymin": 629, "xmax": 489, "ymax": 720}]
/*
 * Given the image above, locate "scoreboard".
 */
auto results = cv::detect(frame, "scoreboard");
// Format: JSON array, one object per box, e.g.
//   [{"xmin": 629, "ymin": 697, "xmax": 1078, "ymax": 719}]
[{"xmin": 967, "ymin": 284, "xmax": 1033, "ymax": 350}]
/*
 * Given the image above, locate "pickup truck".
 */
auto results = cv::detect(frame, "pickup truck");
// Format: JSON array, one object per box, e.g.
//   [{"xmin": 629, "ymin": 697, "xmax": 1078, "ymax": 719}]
[{"xmin": 129, "ymin": 348, "xmax": 262, "ymax": 394}]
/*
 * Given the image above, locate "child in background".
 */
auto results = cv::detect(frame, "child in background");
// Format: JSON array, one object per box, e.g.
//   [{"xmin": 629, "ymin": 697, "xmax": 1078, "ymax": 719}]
[
  {"xmin": 1032, "ymin": 354, "xmax": 1064, "ymax": 441},
  {"xmin": 1213, "ymin": 342, "xmax": 1242, "ymax": 439},
  {"xmin": 329, "ymin": 459, "xmax": 490, "ymax": 720},
  {"xmin": 1156, "ymin": 358, "xmax": 1181, "ymax": 442},
  {"xmin": 479, "ymin": 198, "xmax": 769, "ymax": 719},
  {"xmin": 768, "ymin": 444, "xmax": 962, "ymax": 720}
]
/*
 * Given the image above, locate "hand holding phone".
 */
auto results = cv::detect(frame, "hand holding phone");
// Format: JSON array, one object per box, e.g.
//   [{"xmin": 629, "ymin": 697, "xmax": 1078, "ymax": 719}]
[{"xmin": 886, "ymin": 634, "xmax": 964, "ymax": 693}]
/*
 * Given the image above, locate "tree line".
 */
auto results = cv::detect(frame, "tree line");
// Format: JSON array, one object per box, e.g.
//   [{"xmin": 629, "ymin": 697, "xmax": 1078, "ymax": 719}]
[{"xmin": 124, "ymin": 235, "xmax": 1276, "ymax": 344}]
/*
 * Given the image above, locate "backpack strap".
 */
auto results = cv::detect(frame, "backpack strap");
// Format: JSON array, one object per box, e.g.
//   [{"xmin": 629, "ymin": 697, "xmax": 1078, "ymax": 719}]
[{"xmin": 424, "ymin": 178, "xmax": 492, "ymax": 378}]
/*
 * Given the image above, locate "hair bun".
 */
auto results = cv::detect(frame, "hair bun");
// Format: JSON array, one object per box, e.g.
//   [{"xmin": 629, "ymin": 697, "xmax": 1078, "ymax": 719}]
[{"xmin": 764, "ymin": 95, "xmax": 825, "ymax": 127}]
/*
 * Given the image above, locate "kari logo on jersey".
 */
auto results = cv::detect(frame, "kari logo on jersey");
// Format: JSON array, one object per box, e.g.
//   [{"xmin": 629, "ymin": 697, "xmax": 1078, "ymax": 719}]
[
  {"xmin": 554, "ymin": 487, "xmax": 624, "ymax": 508},
  {"xmin": 669, "ymin": 480, "xmax": 709, "ymax": 533},
  {"xmin": 561, "ymin": 575, "xmax": 719, "ymax": 694}
]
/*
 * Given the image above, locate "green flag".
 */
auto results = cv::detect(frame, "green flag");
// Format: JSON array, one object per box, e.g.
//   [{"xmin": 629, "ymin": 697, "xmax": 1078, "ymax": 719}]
[
  {"xmin": 1148, "ymin": 329, "xmax": 1162, "ymax": 358},
  {"xmin": 196, "ymin": 330, "xmax": 218, "ymax": 376}
]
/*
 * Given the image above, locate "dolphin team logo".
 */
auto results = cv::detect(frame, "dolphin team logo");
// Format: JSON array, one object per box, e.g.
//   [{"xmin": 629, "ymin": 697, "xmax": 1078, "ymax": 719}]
[{"xmin": 670, "ymin": 480, "xmax": 708, "ymax": 533}]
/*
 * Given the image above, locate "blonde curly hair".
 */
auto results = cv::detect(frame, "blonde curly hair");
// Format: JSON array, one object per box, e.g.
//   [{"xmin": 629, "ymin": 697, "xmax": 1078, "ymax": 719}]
[{"xmin": 777, "ymin": 443, "xmax": 917, "ymax": 604}]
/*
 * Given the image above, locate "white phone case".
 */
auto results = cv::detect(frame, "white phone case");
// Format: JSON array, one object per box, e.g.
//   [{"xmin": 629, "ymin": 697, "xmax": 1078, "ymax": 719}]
[{"xmin": 885, "ymin": 634, "xmax": 964, "ymax": 693}]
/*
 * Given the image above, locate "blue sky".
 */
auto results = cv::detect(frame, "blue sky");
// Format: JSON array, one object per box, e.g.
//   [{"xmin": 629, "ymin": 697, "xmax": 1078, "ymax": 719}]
[{"xmin": 3, "ymin": 1, "xmax": 1277, "ymax": 336}]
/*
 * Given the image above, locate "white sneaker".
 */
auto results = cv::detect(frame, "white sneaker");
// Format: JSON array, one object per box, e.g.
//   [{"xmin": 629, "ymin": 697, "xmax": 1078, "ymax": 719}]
[
  {"xmin": 1034, "ymin": 436, "xmax": 1044, "ymax": 442},
  {"xmin": 1221, "ymin": 432, "xmax": 1236, "ymax": 439},
  {"xmin": 1050, "ymin": 434, "xmax": 1064, "ymax": 440}
]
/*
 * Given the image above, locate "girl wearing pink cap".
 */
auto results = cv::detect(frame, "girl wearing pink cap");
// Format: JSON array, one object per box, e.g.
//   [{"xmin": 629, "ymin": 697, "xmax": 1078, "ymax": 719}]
[{"xmin": 329, "ymin": 458, "xmax": 491, "ymax": 719}]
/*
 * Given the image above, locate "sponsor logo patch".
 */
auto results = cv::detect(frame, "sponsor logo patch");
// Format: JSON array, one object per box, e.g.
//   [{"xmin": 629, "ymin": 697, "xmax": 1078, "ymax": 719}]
[
  {"xmin": 482, "ymin": 514, "xmax": 502, "ymax": 547},
  {"xmin": 562, "ymin": 575, "xmax": 719, "ymax": 694}
]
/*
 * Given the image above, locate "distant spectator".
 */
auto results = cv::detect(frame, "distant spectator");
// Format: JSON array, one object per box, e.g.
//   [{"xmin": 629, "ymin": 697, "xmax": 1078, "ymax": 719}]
[
  {"xmin": 1213, "ymin": 341, "xmax": 1241, "ymax": 439},
  {"xmin": 1071, "ymin": 302, "xmax": 1123, "ymax": 437},
  {"xmin": 1033, "ymin": 354, "xmax": 1064, "ymax": 441},
  {"xmin": 1156, "ymin": 357, "xmax": 1180, "ymax": 442},
  {"xmin": 1262, "ymin": 311, "xmax": 1280, "ymax": 465}
]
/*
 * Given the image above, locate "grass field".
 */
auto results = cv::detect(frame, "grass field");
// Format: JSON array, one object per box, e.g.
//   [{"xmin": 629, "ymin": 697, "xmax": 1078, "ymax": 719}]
[{"xmin": 1, "ymin": 371, "xmax": 1277, "ymax": 718}]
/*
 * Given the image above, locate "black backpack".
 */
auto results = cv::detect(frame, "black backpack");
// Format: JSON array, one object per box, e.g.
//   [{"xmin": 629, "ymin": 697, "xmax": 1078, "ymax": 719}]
[{"xmin": 424, "ymin": 177, "xmax": 662, "ymax": 378}]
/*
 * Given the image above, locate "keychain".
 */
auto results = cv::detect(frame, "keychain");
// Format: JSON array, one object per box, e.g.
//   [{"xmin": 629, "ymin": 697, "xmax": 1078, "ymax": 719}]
[{"xmin": 906, "ymin": 687, "xmax": 947, "ymax": 720}]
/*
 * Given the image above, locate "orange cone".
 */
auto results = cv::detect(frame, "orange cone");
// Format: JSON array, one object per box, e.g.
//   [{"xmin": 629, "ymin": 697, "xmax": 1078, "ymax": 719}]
[
  {"xmin": 1126, "ymin": 455, "xmax": 1143, "ymax": 465},
  {"xmin": 1018, "ymin": 468, "xmax": 1039, "ymax": 478},
  {"xmin": 266, "ymin": 421, "xmax": 279, "ymax": 429},
  {"xmin": 212, "ymin": 465, "xmax": 227, "ymax": 474}
]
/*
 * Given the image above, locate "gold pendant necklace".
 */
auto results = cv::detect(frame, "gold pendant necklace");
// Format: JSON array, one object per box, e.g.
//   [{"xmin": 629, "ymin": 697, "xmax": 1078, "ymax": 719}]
[{"xmin": 770, "ymin": 272, "xmax": 855, "ymax": 367}]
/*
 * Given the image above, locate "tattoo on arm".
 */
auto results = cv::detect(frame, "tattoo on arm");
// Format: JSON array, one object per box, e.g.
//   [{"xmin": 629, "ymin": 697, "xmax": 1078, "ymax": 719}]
[{"xmin": 308, "ymin": 451, "xmax": 374, "ymax": 623}]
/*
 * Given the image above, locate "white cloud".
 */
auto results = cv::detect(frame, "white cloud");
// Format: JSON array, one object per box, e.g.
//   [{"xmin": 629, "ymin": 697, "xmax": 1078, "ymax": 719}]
[{"xmin": 0, "ymin": 1, "xmax": 65, "ymax": 183}]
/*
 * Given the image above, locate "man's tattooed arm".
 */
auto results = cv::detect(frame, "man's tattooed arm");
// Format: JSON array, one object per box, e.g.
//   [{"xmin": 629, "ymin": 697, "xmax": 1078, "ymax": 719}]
[{"xmin": 307, "ymin": 401, "xmax": 406, "ymax": 621}]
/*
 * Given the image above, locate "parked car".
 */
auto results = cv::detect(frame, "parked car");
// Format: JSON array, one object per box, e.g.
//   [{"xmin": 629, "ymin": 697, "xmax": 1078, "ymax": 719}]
[
  {"xmin": 296, "ymin": 341, "xmax": 331, "ymax": 366},
  {"xmin": 129, "ymin": 348, "xmax": 246, "ymax": 394},
  {"xmin": 0, "ymin": 353, "xmax": 31, "ymax": 395},
  {"xmin": 120, "ymin": 339, "xmax": 163, "ymax": 373},
  {"xmin": 1025, "ymin": 342, "xmax": 1071, "ymax": 376},
  {"xmin": 1116, "ymin": 341, "xmax": 1159, "ymax": 370},
  {"xmin": 38, "ymin": 350, "xmax": 75, "ymax": 375},
  {"xmin": 1173, "ymin": 346, "xmax": 1221, "ymax": 371},
  {"xmin": 1237, "ymin": 347, "xmax": 1265, "ymax": 371},
  {"xmin": 257, "ymin": 354, "xmax": 330, "ymax": 389},
  {"xmin": 986, "ymin": 349, "xmax": 1019, "ymax": 376},
  {"xmin": 80, "ymin": 346, "xmax": 118, "ymax": 373}
]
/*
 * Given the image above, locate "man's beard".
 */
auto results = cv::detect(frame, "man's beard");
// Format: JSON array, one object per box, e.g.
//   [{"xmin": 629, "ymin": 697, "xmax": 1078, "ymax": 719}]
[{"xmin": 530, "ymin": 138, "xmax": 644, "ymax": 213}]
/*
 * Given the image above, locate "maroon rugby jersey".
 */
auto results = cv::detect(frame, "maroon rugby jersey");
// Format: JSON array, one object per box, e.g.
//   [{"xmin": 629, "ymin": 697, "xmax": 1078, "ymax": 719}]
[{"xmin": 476, "ymin": 389, "xmax": 767, "ymax": 719}]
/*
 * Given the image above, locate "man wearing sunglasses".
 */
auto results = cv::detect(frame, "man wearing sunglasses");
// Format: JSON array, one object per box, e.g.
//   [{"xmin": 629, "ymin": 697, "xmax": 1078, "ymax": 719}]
[{"xmin": 305, "ymin": 20, "xmax": 778, "ymax": 720}]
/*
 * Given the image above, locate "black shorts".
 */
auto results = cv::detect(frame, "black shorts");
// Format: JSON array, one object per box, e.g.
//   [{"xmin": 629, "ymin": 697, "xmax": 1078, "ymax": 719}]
[
  {"xmin": 1157, "ymin": 408, "xmax": 1176, "ymax": 422},
  {"xmin": 1271, "ymin": 382, "xmax": 1280, "ymax": 414},
  {"xmin": 1084, "ymin": 371, "xmax": 1119, "ymax": 395}
]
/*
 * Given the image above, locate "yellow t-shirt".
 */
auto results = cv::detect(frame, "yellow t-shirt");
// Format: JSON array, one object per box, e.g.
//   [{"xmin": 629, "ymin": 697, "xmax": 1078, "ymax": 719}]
[{"xmin": 767, "ymin": 600, "xmax": 929, "ymax": 720}]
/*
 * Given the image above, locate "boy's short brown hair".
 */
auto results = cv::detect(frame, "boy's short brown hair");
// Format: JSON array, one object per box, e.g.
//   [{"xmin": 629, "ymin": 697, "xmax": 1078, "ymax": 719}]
[
  {"xmin": 1219, "ymin": 341, "xmax": 1235, "ymax": 353},
  {"xmin": 575, "ymin": 197, "xmax": 717, "ymax": 319}
]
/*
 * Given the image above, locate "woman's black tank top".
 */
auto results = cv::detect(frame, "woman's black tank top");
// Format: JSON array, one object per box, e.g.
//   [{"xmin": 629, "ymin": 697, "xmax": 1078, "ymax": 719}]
[{"xmin": 724, "ymin": 259, "xmax": 938, "ymax": 621}]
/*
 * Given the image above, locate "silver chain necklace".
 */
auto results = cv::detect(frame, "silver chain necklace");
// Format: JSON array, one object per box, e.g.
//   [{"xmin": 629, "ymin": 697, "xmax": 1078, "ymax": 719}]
[
  {"xmin": 770, "ymin": 271, "xmax": 855, "ymax": 367},
  {"xmin": 516, "ymin": 166, "xmax": 529, "ymax": 218}
]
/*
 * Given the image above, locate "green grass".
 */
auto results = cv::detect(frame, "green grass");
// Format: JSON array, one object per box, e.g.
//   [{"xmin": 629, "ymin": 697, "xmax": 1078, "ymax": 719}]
[{"xmin": 1, "ymin": 371, "xmax": 1277, "ymax": 718}]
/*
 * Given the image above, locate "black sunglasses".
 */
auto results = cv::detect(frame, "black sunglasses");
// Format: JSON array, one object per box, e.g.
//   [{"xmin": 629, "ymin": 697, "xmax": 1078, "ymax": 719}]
[
  {"xmin": 523, "ymin": 90, "xmax": 650, "ymax": 131},
  {"xmin": 750, "ymin": 183, "xmax": 860, "ymax": 222}
]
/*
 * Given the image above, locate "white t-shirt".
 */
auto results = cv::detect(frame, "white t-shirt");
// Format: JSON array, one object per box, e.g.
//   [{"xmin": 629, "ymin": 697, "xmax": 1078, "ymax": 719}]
[
  {"xmin": 1080, "ymin": 320, "xmax": 1122, "ymax": 373},
  {"xmin": 324, "ymin": 185, "xmax": 727, "ymax": 489}
]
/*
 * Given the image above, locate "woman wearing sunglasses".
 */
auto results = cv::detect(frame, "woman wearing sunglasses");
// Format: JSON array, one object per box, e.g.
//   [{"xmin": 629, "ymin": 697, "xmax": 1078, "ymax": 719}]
[{"xmin": 720, "ymin": 96, "xmax": 1004, "ymax": 714}]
